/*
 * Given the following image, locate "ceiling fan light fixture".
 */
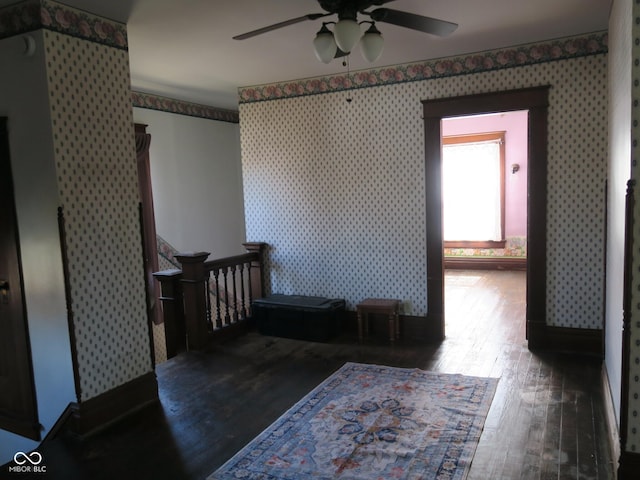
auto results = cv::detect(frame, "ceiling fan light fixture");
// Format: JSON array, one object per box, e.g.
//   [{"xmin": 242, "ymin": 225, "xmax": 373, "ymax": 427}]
[
  {"xmin": 360, "ymin": 23, "xmax": 384, "ymax": 62},
  {"xmin": 333, "ymin": 18, "xmax": 361, "ymax": 53},
  {"xmin": 313, "ymin": 23, "xmax": 337, "ymax": 63}
]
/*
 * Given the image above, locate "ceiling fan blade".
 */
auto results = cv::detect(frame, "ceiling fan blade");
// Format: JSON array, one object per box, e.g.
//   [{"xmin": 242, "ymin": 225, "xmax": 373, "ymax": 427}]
[
  {"xmin": 233, "ymin": 13, "xmax": 329, "ymax": 40},
  {"xmin": 368, "ymin": 8, "xmax": 458, "ymax": 37}
]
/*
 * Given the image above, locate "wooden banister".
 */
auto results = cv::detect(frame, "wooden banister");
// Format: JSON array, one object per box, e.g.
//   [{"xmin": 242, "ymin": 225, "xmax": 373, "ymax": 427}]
[
  {"xmin": 243, "ymin": 242, "xmax": 267, "ymax": 300},
  {"xmin": 174, "ymin": 252, "xmax": 210, "ymax": 351},
  {"xmin": 155, "ymin": 243, "xmax": 268, "ymax": 352},
  {"xmin": 152, "ymin": 269, "xmax": 184, "ymax": 358}
]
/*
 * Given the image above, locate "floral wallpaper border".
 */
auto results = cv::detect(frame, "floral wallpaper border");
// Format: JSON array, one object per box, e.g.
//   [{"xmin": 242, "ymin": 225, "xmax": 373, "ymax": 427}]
[
  {"xmin": 0, "ymin": 0, "xmax": 127, "ymax": 50},
  {"xmin": 131, "ymin": 91, "xmax": 240, "ymax": 123},
  {"xmin": 239, "ymin": 31, "xmax": 608, "ymax": 104},
  {"xmin": 444, "ymin": 236, "xmax": 527, "ymax": 258},
  {"xmin": 156, "ymin": 234, "xmax": 181, "ymax": 270}
]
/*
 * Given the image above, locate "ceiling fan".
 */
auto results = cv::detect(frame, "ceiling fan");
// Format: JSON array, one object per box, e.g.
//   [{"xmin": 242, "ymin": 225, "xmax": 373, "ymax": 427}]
[{"xmin": 233, "ymin": 0, "xmax": 458, "ymax": 64}]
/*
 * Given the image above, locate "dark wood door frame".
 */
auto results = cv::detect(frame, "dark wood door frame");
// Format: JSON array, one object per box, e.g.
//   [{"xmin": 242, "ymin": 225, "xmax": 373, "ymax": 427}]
[
  {"xmin": 135, "ymin": 123, "xmax": 160, "ymax": 366},
  {"xmin": 0, "ymin": 117, "xmax": 41, "ymax": 440},
  {"xmin": 135, "ymin": 124, "xmax": 161, "ymax": 325},
  {"xmin": 422, "ymin": 87, "xmax": 550, "ymax": 345}
]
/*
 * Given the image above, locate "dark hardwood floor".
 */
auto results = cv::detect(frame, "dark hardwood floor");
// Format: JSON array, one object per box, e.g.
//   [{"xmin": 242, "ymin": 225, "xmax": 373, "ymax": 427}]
[{"xmin": 9, "ymin": 270, "xmax": 614, "ymax": 479}]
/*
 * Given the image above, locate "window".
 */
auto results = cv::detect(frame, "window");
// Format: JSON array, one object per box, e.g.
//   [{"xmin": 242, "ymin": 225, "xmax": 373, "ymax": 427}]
[{"xmin": 442, "ymin": 132, "xmax": 505, "ymax": 247}]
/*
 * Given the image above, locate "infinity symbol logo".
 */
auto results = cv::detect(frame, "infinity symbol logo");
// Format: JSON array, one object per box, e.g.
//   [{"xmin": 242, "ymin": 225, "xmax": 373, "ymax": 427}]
[{"xmin": 13, "ymin": 451, "xmax": 42, "ymax": 465}]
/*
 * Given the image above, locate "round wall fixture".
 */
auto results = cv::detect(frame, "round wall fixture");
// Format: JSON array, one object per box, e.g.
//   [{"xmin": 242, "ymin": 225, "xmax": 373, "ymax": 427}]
[{"xmin": 23, "ymin": 35, "xmax": 36, "ymax": 57}]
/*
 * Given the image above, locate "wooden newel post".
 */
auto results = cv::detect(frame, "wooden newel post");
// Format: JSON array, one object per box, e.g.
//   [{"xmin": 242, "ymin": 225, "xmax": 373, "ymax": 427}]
[
  {"xmin": 175, "ymin": 252, "xmax": 210, "ymax": 351},
  {"xmin": 152, "ymin": 269, "xmax": 184, "ymax": 359},
  {"xmin": 243, "ymin": 242, "xmax": 267, "ymax": 300}
]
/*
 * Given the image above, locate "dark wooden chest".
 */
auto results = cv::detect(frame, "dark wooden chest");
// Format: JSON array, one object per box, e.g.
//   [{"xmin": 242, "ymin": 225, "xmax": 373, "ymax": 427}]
[{"xmin": 252, "ymin": 294, "xmax": 345, "ymax": 342}]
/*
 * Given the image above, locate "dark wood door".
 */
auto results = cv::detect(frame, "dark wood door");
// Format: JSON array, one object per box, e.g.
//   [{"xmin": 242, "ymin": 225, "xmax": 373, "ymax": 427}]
[{"xmin": 0, "ymin": 117, "xmax": 40, "ymax": 440}]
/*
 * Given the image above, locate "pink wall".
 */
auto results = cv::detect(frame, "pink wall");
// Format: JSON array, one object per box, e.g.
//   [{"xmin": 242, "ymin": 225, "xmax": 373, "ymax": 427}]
[{"xmin": 442, "ymin": 111, "xmax": 528, "ymax": 237}]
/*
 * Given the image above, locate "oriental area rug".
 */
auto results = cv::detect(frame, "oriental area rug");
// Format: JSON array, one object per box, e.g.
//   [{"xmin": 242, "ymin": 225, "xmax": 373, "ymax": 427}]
[{"xmin": 209, "ymin": 362, "xmax": 498, "ymax": 480}]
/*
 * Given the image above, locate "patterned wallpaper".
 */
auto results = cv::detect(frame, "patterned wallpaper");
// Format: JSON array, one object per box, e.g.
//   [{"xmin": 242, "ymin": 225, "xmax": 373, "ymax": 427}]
[
  {"xmin": 628, "ymin": 0, "xmax": 640, "ymax": 455},
  {"xmin": 4, "ymin": 2, "xmax": 240, "ymax": 377},
  {"xmin": 240, "ymin": 34, "xmax": 608, "ymax": 330},
  {"xmin": 44, "ymin": 25, "xmax": 151, "ymax": 399}
]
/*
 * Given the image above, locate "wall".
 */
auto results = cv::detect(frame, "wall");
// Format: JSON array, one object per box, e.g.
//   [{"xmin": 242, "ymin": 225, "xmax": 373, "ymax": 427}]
[
  {"xmin": 240, "ymin": 33, "xmax": 608, "ymax": 330},
  {"xmin": 628, "ymin": 0, "xmax": 640, "ymax": 455},
  {"xmin": 606, "ymin": 0, "xmax": 631, "ymax": 436},
  {"xmin": 132, "ymin": 103, "xmax": 244, "ymax": 364},
  {"xmin": 133, "ymin": 107, "xmax": 246, "ymax": 258},
  {"xmin": 0, "ymin": 30, "xmax": 75, "ymax": 464},
  {"xmin": 0, "ymin": 0, "xmax": 154, "ymax": 463},
  {"xmin": 442, "ymin": 111, "xmax": 528, "ymax": 257},
  {"xmin": 44, "ymin": 25, "xmax": 151, "ymax": 402}
]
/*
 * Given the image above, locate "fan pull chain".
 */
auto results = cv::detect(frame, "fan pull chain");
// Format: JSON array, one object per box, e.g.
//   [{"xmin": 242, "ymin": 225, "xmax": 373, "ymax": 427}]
[{"xmin": 343, "ymin": 54, "xmax": 352, "ymax": 103}]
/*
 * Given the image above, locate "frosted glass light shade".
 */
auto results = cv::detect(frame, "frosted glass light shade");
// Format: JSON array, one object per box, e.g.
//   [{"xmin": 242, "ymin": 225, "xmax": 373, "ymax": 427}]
[
  {"xmin": 360, "ymin": 25, "xmax": 383, "ymax": 62},
  {"xmin": 333, "ymin": 19, "xmax": 361, "ymax": 53},
  {"xmin": 313, "ymin": 29, "xmax": 337, "ymax": 64}
]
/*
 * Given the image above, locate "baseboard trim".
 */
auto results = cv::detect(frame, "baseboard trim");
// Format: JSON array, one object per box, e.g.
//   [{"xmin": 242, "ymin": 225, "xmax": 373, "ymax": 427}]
[
  {"xmin": 40, "ymin": 403, "xmax": 76, "ymax": 444},
  {"xmin": 340, "ymin": 312, "xmax": 442, "ymax": 344},
  {"xmin": 403, "ymin": 314, "xmax": 443, "ymax": 344},
  {"xmin": 69, "ymin": 371, "xmax": 159, "ymax": 437},
  {"xmin": 528, "ymin": 323, "xmax": 602, "ymax": 356},
  {"xmin": 347, "ymin": 311, "xmax": 600, "ymax": 353},
  {"xmin": 618, "ymin": 451, "xmax": 640, "ymax": 479},
  {"xmin": 444, "ymin": 256, "xmax": 527, "ymax": 271}
]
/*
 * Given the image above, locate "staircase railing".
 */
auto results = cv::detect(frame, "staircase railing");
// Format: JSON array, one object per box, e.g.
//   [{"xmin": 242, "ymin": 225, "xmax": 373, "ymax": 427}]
[{"xmin": 154, "ymin": 242, "xmax": 267, "ymax": 354}]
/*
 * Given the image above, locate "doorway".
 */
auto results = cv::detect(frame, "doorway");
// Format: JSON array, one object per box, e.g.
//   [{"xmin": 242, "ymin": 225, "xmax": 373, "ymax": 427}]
[
  {"xmin": 441, "ymin": 112, "xmax": 528, "ymax": 339},
  {"xmin": 0, "ymin": 117, "xmax": 40, "ymax": 440},
  {"xmin": 422, "ymin": 87, "xmax": 549, "ymax": 346}
]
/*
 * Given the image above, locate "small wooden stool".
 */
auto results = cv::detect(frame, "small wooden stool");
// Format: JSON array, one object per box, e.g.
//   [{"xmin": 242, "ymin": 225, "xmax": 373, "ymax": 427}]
[{"xmin": 356, "ymin": 298, "xmax": 401, "ymax": 345}]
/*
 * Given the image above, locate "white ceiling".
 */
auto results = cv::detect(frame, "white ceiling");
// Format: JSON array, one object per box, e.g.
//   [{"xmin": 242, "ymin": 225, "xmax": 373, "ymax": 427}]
[{"xmin": 2, "ymin": 0, "xmax": 612, "ymax": 110}]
